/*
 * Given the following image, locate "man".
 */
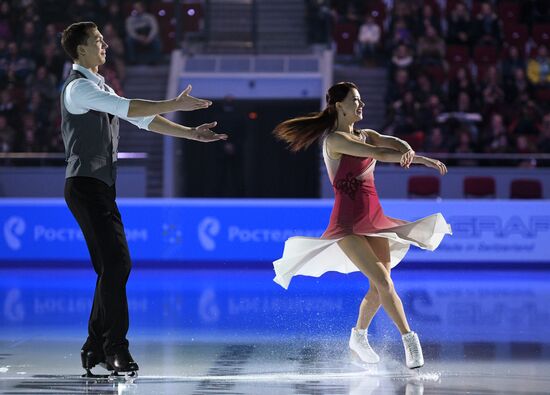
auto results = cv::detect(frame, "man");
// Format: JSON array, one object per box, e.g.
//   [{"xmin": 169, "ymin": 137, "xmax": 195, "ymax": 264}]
[{"xmin": 60, "ymin": 21, "xmax": 227, "ymax": 375}]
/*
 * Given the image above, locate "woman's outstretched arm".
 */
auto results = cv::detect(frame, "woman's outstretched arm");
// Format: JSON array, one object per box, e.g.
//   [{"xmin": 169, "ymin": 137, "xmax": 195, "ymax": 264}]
[
  {"xmin": 326, "ymin": 132, "xmax": 447, "ymax": 175},
  {"xmin": 361, "ymin": 129, "xmax": 412, "ymax": 153}
]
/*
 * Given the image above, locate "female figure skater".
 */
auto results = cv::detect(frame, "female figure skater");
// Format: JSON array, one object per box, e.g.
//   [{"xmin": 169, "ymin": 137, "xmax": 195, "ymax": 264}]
[{"xmin": 272, "ymin": 82, "xmax": 451, "ymax": 369}]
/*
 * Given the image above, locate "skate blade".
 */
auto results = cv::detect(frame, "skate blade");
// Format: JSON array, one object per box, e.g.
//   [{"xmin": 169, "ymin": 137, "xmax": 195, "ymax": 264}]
[
  {"xmin": 350, "ymin": 350, "xmax": 379, "ymax": 371},
  {"xmin": 81, "ymin": 370, "xmax": 138, "ymax": 382}
]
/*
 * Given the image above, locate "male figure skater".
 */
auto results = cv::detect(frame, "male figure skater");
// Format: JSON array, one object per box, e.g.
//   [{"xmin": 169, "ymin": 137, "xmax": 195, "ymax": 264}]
[{"xmin": 60, "ymin": 21, "xmax": 227, "ymax": 375}]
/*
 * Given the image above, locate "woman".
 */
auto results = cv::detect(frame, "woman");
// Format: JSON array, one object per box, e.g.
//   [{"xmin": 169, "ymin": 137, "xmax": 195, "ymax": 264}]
[{"xmin": 272, "ymin": 82, "xmax": 451, "ymax": 369}]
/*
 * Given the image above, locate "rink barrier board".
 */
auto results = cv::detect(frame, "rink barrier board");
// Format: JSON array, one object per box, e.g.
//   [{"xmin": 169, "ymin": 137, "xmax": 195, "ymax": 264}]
[{"xmin": 1, "ymin": 198, "xmax": 549, "ymax": 264}]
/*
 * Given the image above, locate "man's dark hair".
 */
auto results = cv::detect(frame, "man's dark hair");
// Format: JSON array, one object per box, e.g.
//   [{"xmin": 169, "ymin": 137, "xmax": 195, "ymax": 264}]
[{"xmin": 61, "ymin": 21, "xmax": 97, "ymax": 61}]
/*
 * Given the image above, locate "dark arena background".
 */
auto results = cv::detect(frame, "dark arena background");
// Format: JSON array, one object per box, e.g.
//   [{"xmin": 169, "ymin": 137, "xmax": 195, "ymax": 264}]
[{"xmin": 1, "ymin": 0, "xmax": 550, "ymax": 394}]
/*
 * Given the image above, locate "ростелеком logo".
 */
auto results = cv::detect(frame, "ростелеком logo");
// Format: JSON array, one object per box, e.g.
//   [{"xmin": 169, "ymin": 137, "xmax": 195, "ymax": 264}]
[
  {"xmin": 3, "ymin": 216, "xmax": 26, "ymax": 251},
  {"xmin": 198, "ymin": 217, "xmax": 220, "ymax": 251}
]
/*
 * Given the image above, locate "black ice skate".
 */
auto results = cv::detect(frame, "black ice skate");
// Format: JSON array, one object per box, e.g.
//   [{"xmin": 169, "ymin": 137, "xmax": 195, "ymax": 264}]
[
  {"xmin": 104, "ymin": 349, "xmax": 139, "ymax": 380},
  {"xmin": 81, "ymin": 346, "xmax": 113, "ymax": 378}
]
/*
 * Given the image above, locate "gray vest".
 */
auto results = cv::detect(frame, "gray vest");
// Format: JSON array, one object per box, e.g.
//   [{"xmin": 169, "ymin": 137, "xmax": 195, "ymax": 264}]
[{"xmin": 60, "ymin": 69, "xmax": 120, "ymax": 186}]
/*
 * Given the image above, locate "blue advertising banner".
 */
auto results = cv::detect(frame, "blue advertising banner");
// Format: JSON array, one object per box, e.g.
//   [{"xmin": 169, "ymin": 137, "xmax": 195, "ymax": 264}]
[
  {"xmin": 0, "ymin": 199, "xmax": 549, "ymax": 263},
  {"xmin": 1, "ymin": 269, "xmax": 549, "ymax": 343}
]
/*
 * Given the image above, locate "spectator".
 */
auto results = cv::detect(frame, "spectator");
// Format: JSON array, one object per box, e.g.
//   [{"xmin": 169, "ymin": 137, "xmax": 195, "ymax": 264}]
[
  {"xmin": 473, "ymin": 2, "xmax": 501, "ymax": 46},
  {"xmin": 0, "ymin": 88, "xmax": 17, "ymax": 125},
  {"xmin": 0, "ymin": 1, "xmax": 13, "ymax": 41},
  {"xmin": 415, "ymin": 73, "xmax": 441, "ymax": 106},
  {"xmin": 39, "ymin": 43, "xmax": 65, "ymax": 83},
  {"xmin": 504, "ymin": 68, "xmax": 533, "ymax": 103},
  {"xmin": 512, "ymin": 100, "xmax": 541, "ymax": 136},
  {"xmin": 447, "ymin": 1, "xmax": 472, "ymax": 46},
  {"xmin": 125, "ymin": 1, "xmax": 162, "ymax": 65},
  {"xmin": 17, "ymin": 2, "xmax": 40, "ymax": 27},
  {"xmin": 388, "ymin": 90, "xmax": 420, "ymax": 137},
  {"xmin": 448, "ymin": 66, "xmax": 477, "ymax": 106},
  {"xmin": 416, "ymin": 24, "xmax": 445, "ymax": 65},
  {"xmin": 26, "ymin": 91, "xmax": 51, "ymax": 131},
  {"xmin": 387, "ymin": 17, "xmax": 414, "ymax": 49},
  {"xmin": 390, "ymin": 43, "xmax": 414, "ymax": 75},
  {"xmin": 357, "ymin": 16, "xmax": 381, "ymax": 63},
  {"xmin": 527, "ymin": 45, "xmax": 550, "ymax": 86},
  {"xmin": 18, "ymin": 21, "xmax": 41, "ymax": 59},
  {"xmin": 521, "ymin": 0, "xmax": 550, "ymax": 26},
  {"xmin": 42, "ymin": 23, "xmax": 60, "ymax": 49},
  {"xmin": 2, "ymin": 41, "xmax": 35, "ymax": 85},
  {"xmin": 481, "ymin": 113, "xmax": 510, "ymax": 154},
  {"xmin": 67, "ymin": 0, "xmax": 97, "ymax": 24},
  {"xmin": 0, "ymin": 113, "xmax": 15, "ymax": 151},
  {"xmin": 101, "ymin": 2, "xmax": 126, "ymax": 39},
  {"xmin": 425, "ymin": 126, "xmax": 449, "ymax": 153},
  {"xmin": 515, "ymin": 134, "xmax": 537, "ymax": 167},
  {"xmin": 481, "ymin": 65, "xmax": 505, "ymax": 113},
  {"xmin": 452, "ymin": 127, "xmax": 478, "ymax": 166},
  {"xmin": 538, "ymin": 113, "xmax": 550, "ymax": 164},
  {"xmin": 25, "ymin": 66, "xmax": 57, "ymax": 101},
  {"xmin": 417, "ymin": 94, "xmax": 444, "ymax": 132},
  {"xmin": 502, "ymin": 46, "xmax": 526, "ymax": 82},
  {"xmin": 417, "ymin": 3, "xmax": 441, "ymax": 36},
  {"xmin": 16, "ymin": 112, "xmax": 42, "ymax": 152},
  {"xmin": 387, "ymin": 68, "xmax": 414, "ymax": 105}
]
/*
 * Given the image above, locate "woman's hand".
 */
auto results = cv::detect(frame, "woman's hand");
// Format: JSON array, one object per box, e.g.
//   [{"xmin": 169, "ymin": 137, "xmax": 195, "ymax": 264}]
[
  {"xmin": 400, "ymin": 149, "xmax": 415, "ymax": 168},
  {"xmin": 421, "ymin": 156, "xmax": 448, "ymax": 175}
]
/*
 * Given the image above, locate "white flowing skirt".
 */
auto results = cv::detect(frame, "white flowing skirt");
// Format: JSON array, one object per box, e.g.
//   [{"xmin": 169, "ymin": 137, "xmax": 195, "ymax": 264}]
[{"xmin": 273, "ymin": 213, "xmax": 452, "ymax": 289}]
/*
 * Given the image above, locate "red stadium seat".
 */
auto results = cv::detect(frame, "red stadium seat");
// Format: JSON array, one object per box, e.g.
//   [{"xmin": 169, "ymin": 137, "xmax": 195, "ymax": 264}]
[
  {"xmin": 473, "ymin": 45, "xmax": 498, "ymax": 64},
  {"xmin": 464, "ymin": 176, "xmax": 496, "ymax": 198},
  {"xmin": 367, "ymin": 1, "xmax": 387, "ymax": 26},
  {"xmin": 532, "ymin": 24, "xmax": 550, "ymax": 47},
  {"xmin": 510, "ymin": 179, "xmax": 543, "ymax": 199},
  {"xmin": 422, "ymin": 64, "xmax": 447, "ymax": 84},
  {"xmin": 150, "ymin": 2, "xmax": 176, "ymax": 52},
  {"xmin": 497, "ymin": 2, "xmax": 521, "ymax": 26},
  {"xmin": 445, "ymin": 0, "xmax": 463, "ymax": 17},
  {"xmin": 333, "ymin": 23, "xmax": 359, "ymax": 55},
  {"xmin": 404, "ymin": 131, "xmax": 425, "ymax": 151},
  {"xmin": 503, "ymin": 24, "xmax": 529, "ymax": 50},
  {"xmin": 408, "ymin": 176, "xmax": 440, "ymax": 198},
  {"xmin": 535, "ymin": 87, "xmax": 550, "ymax": 102},
  {"xmin": 446, "ymin": 45, "xmax": 470, "ymax": 65},
  {"xmin": 149, "ymin": 2, "xmax": 204, "ymax": 52},
  {"xmin": 423, "ymin": 0, "xmax": 441, "ymax": 18},
  {"xmin": 471, "ymin": 1, "xmax": 483, "ymax": 17},
  {"xmin": 475, "ymin": 63, "xmax": 494, "ymax": 82}
]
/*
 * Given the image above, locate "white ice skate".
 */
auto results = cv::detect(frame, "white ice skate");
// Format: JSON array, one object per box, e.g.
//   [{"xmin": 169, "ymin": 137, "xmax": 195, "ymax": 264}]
[
  {"xmin": 402, "ymin": 331, "xmax": 424, "ymax": 369},
  {"xmin": 349, "ymin": 328, "xmax": 380, "ymax": 363}
]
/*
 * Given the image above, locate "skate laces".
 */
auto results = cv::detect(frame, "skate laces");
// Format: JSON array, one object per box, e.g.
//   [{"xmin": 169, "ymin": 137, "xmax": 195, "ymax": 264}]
[
  {"xmin": 405, "ymin": 335, "xmax": 420, "ymax": 356},
  {"xmin": 357, "ymin": 333, "xmax": 373, "ymax": 349}
]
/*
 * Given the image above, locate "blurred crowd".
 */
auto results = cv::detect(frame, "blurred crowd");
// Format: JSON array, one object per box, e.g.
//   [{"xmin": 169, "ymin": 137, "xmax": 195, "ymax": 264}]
[
  {"xmin": 324, "ymin": 0, "xmax": 550, "ymax": 166},
  {"xmin": 0, "ymin": 0, "xmax": 164, "ymax": 154}
]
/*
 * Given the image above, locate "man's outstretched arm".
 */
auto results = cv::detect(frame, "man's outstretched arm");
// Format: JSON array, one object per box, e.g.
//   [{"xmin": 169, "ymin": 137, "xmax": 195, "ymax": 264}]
[
  {"xmin": 148, "ymin": 115, "xmax": 228, "ymax": 142},
  {"xmin": 127, "ymin": 85, "xmax": 212, "ymax": 117}
]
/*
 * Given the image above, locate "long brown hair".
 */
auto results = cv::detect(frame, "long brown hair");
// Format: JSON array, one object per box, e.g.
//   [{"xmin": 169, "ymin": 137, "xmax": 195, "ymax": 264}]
[{"xmin": 273, "ymin": 82, "xmax": 358, "ymax": 152}]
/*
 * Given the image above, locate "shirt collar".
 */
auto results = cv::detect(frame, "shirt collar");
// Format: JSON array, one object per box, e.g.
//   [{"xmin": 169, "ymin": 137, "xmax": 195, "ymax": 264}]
[{"xmin": 72, "ymin": 64, "xmax": 105, "ymax": 86}]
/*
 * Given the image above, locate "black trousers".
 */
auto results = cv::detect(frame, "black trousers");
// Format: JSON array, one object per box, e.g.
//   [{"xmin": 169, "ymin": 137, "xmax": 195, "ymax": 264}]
[{"xmin": 64, "ymin": 176, "xmax": 131, "ymax": 355}]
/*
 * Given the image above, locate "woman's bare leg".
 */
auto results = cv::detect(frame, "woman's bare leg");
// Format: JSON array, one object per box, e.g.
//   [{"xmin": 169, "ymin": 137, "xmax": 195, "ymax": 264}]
[
  {"xmin": 356, "ymin": 281, "xmax": 380, "ymax": 330},
  {"xmin": 356, "ymin": 237, "xmax": 391, "ymax": 330},
  {"xmin": 338, "ymin": 235, "xmax": 411, "ymax": 335}
]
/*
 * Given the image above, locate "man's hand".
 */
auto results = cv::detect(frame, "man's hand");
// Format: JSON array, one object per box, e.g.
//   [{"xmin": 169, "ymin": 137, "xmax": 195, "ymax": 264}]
[
  {"xmin": 175, "ymin": 85, "xmax": 212, "ymax": 111},
  {"xmin": 191, "ymin": 122, "xmax": 228, "ymax": 142},
  {"xmin": 400, "ymin": 149, "xmax": 415, "ymax": 168}
]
